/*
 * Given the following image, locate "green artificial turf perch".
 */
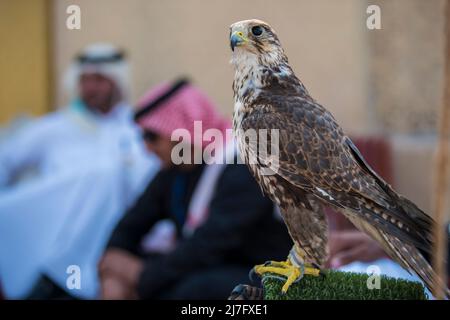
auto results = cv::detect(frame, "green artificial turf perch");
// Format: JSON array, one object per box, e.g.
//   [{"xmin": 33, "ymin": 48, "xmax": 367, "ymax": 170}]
[{"xmin": 262, "ymin": 270, "xmax": 428, "ymax": 300}]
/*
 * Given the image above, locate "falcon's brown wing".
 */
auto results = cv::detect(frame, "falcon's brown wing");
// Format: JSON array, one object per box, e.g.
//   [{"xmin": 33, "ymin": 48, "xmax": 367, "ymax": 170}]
[{"xmin": 240, "ymin": 93, "xmax": 433, "ymax": 254}]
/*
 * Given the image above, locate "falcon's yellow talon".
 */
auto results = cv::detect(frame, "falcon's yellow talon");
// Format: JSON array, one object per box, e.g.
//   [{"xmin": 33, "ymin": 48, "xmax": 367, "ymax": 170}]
[
  {"xmin": 305, "ymin": 266, "xmax": 321, "ymax": 277},
  {"xmin": 253, "ymin": 259, "xmax": 321, "ymax": 293},
  {"xmin": 254, "ymin": 265, "xmax": 289, "ymax": 277},
  {"xmin": 281, "ymin": 267, "xmax": 300, "ymax": 293}
]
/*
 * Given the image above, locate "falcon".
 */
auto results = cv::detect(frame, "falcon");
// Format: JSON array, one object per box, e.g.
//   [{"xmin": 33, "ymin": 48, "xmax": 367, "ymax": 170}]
[{"xmin": 229, "ymin": 19, "xmax": 448, "ymax": 296}]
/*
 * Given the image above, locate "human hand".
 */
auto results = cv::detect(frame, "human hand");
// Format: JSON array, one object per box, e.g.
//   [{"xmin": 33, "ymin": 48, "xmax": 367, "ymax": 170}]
[
  {"xmin": 100, "ymin": 274, "xmax": 137, "ymax": 300},
  {"xmin": 326, "ymin": 230, "xmax": 387, "ymax": 268},
  {"xmin": 98, "ymin": 248, "xmax": 144, "ymax": 288}
]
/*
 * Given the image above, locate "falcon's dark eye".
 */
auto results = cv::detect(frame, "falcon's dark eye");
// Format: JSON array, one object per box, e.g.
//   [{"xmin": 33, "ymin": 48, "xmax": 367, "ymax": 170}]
[{"xmin": 251, "ymin": 26, "xmax": 263, "ymax": 36}]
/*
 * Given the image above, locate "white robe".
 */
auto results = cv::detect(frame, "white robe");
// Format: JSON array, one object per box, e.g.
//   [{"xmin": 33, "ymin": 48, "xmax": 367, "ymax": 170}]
[{"xmin": 0, "ymin": 102, "xmax": 160, "ymax": 299}]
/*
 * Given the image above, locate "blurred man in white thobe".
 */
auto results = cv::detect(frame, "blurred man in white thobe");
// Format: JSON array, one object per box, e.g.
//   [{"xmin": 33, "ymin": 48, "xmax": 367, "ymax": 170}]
[{"xmin": 0, "ymin": 43, "xmax": 159, "ymax": 299}]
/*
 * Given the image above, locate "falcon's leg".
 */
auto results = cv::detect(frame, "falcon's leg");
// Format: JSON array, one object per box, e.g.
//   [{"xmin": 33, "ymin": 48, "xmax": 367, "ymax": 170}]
[{"xmin": 253, "ymin": 246, "xmax": 321, "ymax": 293}]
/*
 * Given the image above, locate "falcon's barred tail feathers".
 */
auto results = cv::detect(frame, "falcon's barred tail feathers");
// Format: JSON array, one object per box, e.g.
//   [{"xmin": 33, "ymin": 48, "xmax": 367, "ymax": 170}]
[
  {"xmin": 229, "ymin": 19, "xmax": 449, "ymax": 297},
  {"xmin": 345, "ymin": 138, "xmax": 447, "ymax": 296}
]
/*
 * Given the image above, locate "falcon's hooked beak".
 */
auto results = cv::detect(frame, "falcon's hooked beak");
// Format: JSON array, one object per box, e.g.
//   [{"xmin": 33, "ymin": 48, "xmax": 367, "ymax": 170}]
[{"xmin": 230, "ymin": 31, "xmax": 247, "ymax": 51}]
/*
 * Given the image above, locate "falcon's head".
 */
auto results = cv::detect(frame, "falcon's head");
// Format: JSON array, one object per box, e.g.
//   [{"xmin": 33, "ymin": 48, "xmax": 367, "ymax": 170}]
[{"xmin": 229, "ymin": 19, "xmax": 287, "ymax": 68}]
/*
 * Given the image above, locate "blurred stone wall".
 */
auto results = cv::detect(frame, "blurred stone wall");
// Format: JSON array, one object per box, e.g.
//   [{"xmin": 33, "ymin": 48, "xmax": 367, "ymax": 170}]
[
  {"xmin": 367, "ymin": 0, "xmax": 445, "ymax": 135},
  {"xmin": 0, "ymin": 0, "xmax": 51, "ymax": 124}
]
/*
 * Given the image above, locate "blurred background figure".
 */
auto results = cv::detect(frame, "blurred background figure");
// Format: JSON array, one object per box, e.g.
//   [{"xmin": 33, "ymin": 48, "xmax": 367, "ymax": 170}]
[
  {"xmin": 0, "ymin": 43, "xmax": 159, "ymax": 299},
  {"xmin": 98, "ymin": 79, "xmax": 293, "ymax": 299}
]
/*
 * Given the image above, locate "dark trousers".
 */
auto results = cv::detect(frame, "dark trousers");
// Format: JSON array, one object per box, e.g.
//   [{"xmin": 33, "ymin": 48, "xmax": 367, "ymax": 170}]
[
  {"xmin": 26, "ymin": 275, "xmax": 78, "ymax": 300},
  {"xmin": 153, "ymin": 265, "xmax": 252, "ymax": 300}
]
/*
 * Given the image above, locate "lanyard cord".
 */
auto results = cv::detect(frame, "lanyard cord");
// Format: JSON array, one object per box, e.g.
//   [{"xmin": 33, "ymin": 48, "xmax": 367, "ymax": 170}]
[{"xmin": 170, "ymin": 174, "xmax": 188, "ymax": 227}]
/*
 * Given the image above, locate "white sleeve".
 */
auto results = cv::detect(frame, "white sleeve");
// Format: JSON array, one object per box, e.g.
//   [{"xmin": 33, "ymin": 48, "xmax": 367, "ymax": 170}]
[{"xmin": 0, "ymin": 121, "xmax": 47, "ymax": 187}]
